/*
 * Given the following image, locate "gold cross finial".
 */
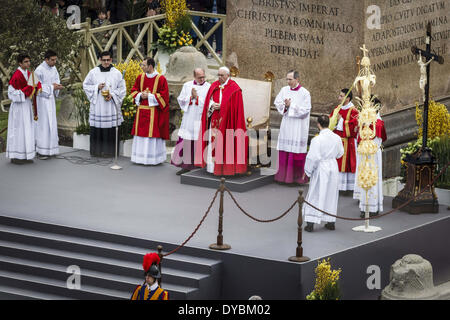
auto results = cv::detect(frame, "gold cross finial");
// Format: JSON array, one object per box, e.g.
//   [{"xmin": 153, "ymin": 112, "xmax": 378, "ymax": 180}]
[{"xmin": 360, "ymin": 44, "xmax": 369, "ymax": 57}]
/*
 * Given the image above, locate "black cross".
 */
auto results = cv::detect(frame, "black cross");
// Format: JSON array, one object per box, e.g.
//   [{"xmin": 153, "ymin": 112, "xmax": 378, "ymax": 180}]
[{"xmin": 410, "ymin": 22, "xmax": 444, "ymax": 162}]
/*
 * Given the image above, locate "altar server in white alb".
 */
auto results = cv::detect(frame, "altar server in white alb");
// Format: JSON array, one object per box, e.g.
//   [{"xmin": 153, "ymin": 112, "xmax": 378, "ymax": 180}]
[
  {"xmin": 34, "ymin": 50, "xmax": 64, "ymax": 159},
  {"xmin": 274, "ymin": 70, "xmax": 311, "ymax": 184},
  {"xmin": 353, "ymin": 96, "xmax": 387, "ymax": 218},
  {"xmin": 6, "ymin": 53, "xmax": 41, "ymax": 164},
  {"xmin": 171, "ymin": 68, "xmax": 211, "ymax": 175},
  {"xmin": 83, "ymin": 51, "xmax": 126, "ymax": 157},
  {"xmin": 303, "ymin": 115, "xmax": 344, "ymax": 232}
]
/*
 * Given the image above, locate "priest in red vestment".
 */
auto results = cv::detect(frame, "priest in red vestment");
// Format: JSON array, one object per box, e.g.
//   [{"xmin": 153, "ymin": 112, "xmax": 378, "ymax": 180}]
[
  {"xmin": 329, "ymin": 88, "xmax": 359, "ymax": 192},
  {"xmin": 129, "ymin": 57, "xmax": 169, "ymax": 165},
  {"xmin": 195, "ymin": 66, "xmax": 248, "ymax": 176},
  {"xmin": 6, "ymin": 53, "xmax": 42, "ymax": 164}
]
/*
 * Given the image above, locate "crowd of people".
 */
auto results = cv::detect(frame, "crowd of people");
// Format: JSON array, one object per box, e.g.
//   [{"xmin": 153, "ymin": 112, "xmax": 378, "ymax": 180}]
[{"xmin": 38, "ymin": 0, "xmax": 226, "ymax": 58}]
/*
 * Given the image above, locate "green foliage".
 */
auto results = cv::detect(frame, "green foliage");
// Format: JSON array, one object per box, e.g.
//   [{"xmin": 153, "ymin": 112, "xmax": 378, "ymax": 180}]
[
  {"xmin": 71, "ymin": 85, "xmax": 90, "ymax": 135},
  {"xmin": 0, "ymin": 0, "xmax": 82, "ymax": 83},
  {"xmin": 120, "ymin": 95, "xmax": 135, "ymax": 141},
  {"xmin": 175, "ymin": 14, "xmax": 192, "ymax": 34},
  {"xmin": 429, "ymin": 135, "xmax": 450, "ymax": 189}
]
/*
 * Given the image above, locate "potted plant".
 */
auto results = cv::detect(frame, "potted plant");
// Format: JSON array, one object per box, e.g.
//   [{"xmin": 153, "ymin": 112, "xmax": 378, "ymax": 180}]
[
  {"xmin": 400, "ymin": 100, "xmax": 450, "ymax": 204},
  {"xmin": 114, "ymin": 59, "xmax": 143, "ymax": 156},
  {"xmin": 306, "ymin": 258, "xmax": 342, "ymax": 300},
  {"xmin": 71, "ymin": 85, "xmax": 90, "ymax": 151},
  {"xmin": 152, "ymin": 0, "xmax": 193, "ymax": 73}
]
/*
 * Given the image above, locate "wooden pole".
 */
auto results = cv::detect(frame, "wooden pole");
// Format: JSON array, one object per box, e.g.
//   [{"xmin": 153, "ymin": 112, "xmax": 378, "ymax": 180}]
[
  {"xmin": 288, "ymin": 190, "xmax": 310, "ymax": 262},
  {"xmin": 209, "ymin": 178, "xmax": 231, "ymax": 250}
]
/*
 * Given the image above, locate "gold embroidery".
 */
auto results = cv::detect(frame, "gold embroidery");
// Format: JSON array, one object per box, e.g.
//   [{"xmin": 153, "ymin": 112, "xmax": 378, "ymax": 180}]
[{"xmin": 341, "ymin": 137, "xmax": 348, "ymax": 172}]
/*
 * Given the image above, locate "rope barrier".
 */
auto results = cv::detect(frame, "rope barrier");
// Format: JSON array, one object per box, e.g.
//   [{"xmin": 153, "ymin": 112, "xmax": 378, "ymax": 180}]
[
  {"xmin": 225, "ymin": 187, "xmax": 298, "ymax": 223},
  {"xmin": 162, "ymin": 188, "xmax": 220, "ymax": 257}
]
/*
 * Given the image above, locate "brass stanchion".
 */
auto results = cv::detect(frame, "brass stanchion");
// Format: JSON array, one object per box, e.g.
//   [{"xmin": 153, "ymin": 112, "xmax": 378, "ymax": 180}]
[
  {"xmin": 289, "ymin": 190, "xmax": 310, "ymax": 262},
  {"xmin": 157, "ymin": 245, "xmax": 163, "ymax": 286},
  {"xmin": 210, "ymin": 178, "xmax": 231, "ymax": 250}
]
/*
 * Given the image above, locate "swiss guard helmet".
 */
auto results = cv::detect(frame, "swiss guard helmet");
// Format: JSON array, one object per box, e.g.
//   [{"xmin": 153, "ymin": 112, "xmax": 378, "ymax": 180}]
[{"xmin": 143, "ymin": 252, "xmax": 161, "ymax": 279}]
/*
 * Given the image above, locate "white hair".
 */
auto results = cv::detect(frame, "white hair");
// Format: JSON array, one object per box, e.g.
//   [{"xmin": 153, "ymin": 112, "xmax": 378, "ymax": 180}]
[{"xmin": 219, "ymin": 66, "xmax": 230, "ymax": 75}]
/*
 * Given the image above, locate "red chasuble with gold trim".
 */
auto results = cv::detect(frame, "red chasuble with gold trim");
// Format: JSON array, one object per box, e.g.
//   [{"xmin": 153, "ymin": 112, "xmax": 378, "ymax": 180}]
[
  {"xmin": 130, "ymin": 73, "xmax": 170, "ymax": 139},
  {"xmin": 329, "ymin": 105, "xmax": 359, "ymax": 173},
  {"xmin": 195, "ymin": 79, "xmax": 248, "ymax": 176},
  {"xmin": 9, "ymin": 69, "xmax": 42, "ymax": 120}
]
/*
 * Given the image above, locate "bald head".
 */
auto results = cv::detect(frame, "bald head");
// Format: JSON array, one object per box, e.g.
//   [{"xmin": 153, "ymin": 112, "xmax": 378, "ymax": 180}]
[{"xmin": 193, "ymin": 68, "xmax": 206, "ymax": 85}]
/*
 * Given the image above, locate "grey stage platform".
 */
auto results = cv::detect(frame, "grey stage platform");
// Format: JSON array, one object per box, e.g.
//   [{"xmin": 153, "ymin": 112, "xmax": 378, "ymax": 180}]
[
  {"xmin": 180, "ymin": 168, "xmax": 275, "ymax": 192},
  {"xmin": 0, "ymin": 146, "xmax": 449, "ymax": 299}
]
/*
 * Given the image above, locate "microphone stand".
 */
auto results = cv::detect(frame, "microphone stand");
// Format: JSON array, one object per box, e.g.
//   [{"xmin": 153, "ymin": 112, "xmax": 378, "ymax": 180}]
[{"xmin": 110, "ymin": 91, "xmax": 122, "ymax": 170}]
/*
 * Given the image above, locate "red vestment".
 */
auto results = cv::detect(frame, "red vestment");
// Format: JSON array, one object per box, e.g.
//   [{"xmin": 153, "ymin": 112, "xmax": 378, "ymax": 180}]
[
  {"xmin": 195, "ymin": 79, "xmax": 248, "ymax": 176},
  {"xmin": 130, "ymin": 73, "xmax": 170, "ymax": 139},
  {"xmin": 9, "ymin": 69, "xmax": 42, "ymax": 120},
  {"xmin": 329, "ymin": 105, "xmax": 359, "ymax": 173}
]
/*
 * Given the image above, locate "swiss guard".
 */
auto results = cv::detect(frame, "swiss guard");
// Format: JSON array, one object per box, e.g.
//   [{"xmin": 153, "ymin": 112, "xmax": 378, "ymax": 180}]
[{"xmin": 131, "ymin": 253, "xmax": 169, "ymax": 300}]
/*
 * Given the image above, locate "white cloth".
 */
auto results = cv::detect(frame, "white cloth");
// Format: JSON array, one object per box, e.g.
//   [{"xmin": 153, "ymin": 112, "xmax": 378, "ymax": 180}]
[
  {"xmin": 353, "ymin": 136, "xmax": 384, "ymax": 213},
  {"xmin": 177, "ymin": 80, "xmax": 211, "ymax": 141},
  {"xmin": 135, "ymin": 72, "xmax": 159, "ymax": 107},
  {"xmin": 34, "ymin": 62, "xmax": 60, "ymax": 155},
  {"xmin": 131, "ymin": 136, "xmax": 166, "ymax": 165},
  {"xmin": 131, "ymin": 72, "xmax": 166, "ymax": 165},
  {"xmin": 82, "ymin": 66, "xmax": 125, "ymax": 128},
  {"xmin": 274, "ymin": 86, "xmax": 311, "ymax": 153},
  {"xmin": 303, "ymin": 129, "xmax": 344, "ymax": 224},
  {"xmin": 6, "ymin": 69, "xmax": 35, "ymax": 160},
  {"xmin": 335, "ymin": 101, "xmax": 354, "ymax": 131}
]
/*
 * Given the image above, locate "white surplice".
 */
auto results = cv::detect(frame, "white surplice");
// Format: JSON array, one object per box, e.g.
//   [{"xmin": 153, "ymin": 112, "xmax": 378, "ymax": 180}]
[
  {"xmin": 6, "ymin": 68, "xmax": 35, "ymax": 160},
  {"xmin": 82, "ymin": 66, "xmax": 125, "ymax": 128},
  {"xmin": 177, "ymin": 80, "xmax": 211, "ymax": 141},
  {"xmin": 274, "ymin": 85, "xmax": 311, "ymax": 154},
  {"xmin": 35, "ymin": 61, "xmax": 60, "ymax": 155},
  {"xmin": 131, "ymin": 72, "xmax": 167, "ymax": 165},
  {"xmin": 303, "ymin": 129, "xmax": 344, "ymax": 224},
  {"xmin": 353, "ymin": 137, "xmax": 384, "ymax": 213}
]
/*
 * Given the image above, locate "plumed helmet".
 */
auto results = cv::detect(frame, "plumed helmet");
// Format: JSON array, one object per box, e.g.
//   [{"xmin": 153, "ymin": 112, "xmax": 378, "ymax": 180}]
[
  {"xmin": 146, "ymin": 263, "xmax": 161, "ymax": 279},
  {"xmin": 142, "ymin": 252, "xmax": 161, "ymax": 278}
]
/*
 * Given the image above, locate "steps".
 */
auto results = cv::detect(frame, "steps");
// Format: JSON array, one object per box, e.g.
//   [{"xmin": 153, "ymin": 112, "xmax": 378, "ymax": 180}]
[{"xmin": 0, "ymin": 215, "xmax": 222, "ymax": 300}]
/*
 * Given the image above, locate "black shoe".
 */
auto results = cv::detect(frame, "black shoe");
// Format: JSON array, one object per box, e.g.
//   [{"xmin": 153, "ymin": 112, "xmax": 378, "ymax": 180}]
[
  {"xmin": 11, "ymin": 159, "xmax": 25, "ymax": 165},
  {"xmin": 304, "ymin": 222, "xmax": 314, "ymax": 232},
  {"xmin": 176, "ymin": 168, "xmax": 190, "ymax": 176},
  {"xmin": 369, "ymin": 211, "xmax": 379, "ymax": 217},
  {"xmin": 325, "ymin": 222, "xmax": 335, "ymax": 230},
  {"xmin": 360, "ymin": 211, "xmax": 365, "ymax": 218}
]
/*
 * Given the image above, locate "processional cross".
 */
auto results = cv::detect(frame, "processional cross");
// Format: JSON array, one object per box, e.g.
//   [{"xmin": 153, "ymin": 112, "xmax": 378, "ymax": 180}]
[
  {"xmin": 392, "ymin": 22, "xmax": 444, "ymax": 214},
  {"xmin": 410, "ymin": 22, "xmax": 444, "ymax": 157}
]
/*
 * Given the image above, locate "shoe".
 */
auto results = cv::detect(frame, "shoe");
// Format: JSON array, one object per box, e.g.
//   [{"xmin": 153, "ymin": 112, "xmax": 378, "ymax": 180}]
[
  {"xmin": 360, "ymin": 211, "xmax": 366, "ymax": 218},
  {"xmin": 176, "ymin": 168, "xmax": 190, "ymax": 176},
  {"xmin": 324, "ymin": 222, "xmax": 335, "ymax": 230},
  {"xmin": 304, "ymin": 222, "xmax": 314, "ymax": 232},
  {"xmin": 38, "ymin": 154, "xmax": 49, "ymax": 160},
  {"xmin": 11, "ymin": 159, "xmax": 25, "ymax": 165},
  {"xmin": 369, "ymin": 211, "xmax": 379, "ymax": 217}
]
